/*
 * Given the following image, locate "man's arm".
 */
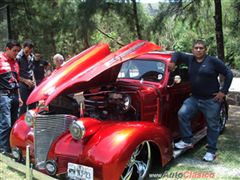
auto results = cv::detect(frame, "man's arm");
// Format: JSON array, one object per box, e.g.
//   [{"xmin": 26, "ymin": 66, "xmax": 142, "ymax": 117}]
[
  {"xmin": 171, "ymin": 52, "xmax": 191, "ymax": 64},
  {"xmin": 18, "ymin": 88, "xmax": 23, "ymax": 107},
  {"xmin": 212, "ymin": 58, "xmax": 233, "ymax": 102},
  {"xmin": 168, "ymin": 52, "xmax": 191, "ymax": 71},
  {"xmin": 220, "ymin": 68, "xmax": 233, "ymax": 95},
  {"xmin": 213, "ymin": 58, "xmax": 233, "ymax": 94},
  {"xmin": 19, "ymin": 76, "xmax": 35, "ymax": 88}
]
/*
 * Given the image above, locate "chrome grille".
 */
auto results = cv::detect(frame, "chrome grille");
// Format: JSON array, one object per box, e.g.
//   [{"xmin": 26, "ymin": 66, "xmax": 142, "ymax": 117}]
[{"xmin": 34, "ymin": 114, "xmax": 77, "ymax": 167}]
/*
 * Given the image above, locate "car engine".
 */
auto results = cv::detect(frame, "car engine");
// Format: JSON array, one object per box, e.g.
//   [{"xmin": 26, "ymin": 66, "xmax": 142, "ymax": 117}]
[{"xmin": 83, "ymin": 84, "xmax": 140, "ymax": 121}]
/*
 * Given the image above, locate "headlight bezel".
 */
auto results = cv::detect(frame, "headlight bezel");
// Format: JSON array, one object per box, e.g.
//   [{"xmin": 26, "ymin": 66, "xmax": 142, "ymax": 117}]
[
  {"xmin": 69, "ymin": 120, "xmax": 85, "ymax": 140},
  {"xmin": 11, "ymin": 147, "xmax": 22, "ymax": 162},
  {"xmin": 24, "ymin": 110, "xmax": 36, "ymax": 127},
  {"xmin": 45, "ymin": 160, "xmax": 57, "ymax": 175}
]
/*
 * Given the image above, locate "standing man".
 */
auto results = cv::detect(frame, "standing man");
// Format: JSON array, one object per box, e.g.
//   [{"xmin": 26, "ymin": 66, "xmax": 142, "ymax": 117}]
[
  {"xmin": 169, "ymin": 39, "xmax": 233, "ymax": 162},
  {"xmin": 17, "ymin": 39, "xmax": 36, "ymax": 116},
  {"xmin": 0, "ymin": 40, "xmax": 22, "ymax": 153},
  {"xmin": 33, "ymin": 53, "xmax": 50, "ymax": 85}
]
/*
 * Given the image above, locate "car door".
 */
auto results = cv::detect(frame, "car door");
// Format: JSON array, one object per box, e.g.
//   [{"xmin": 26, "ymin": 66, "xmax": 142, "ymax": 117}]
[{"xmin": 163, "ymin": 64, "xmax": 204, "ymax": 139}]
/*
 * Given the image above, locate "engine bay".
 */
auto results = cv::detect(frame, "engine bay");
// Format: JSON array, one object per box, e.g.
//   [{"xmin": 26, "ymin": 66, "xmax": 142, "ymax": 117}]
[
  {"xmin": 47, "ymin": 83, "xmax": 141, "ymax": 121},
  {"xmin": 83, "ymin": 84, "xmax": 140, "ymax": 121}
]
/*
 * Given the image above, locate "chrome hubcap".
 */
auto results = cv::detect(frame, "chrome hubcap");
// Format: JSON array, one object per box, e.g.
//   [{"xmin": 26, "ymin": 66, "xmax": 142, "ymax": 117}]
[
  {"xmin": 219, "ymin": 105, "xmax": 227, "ymax": 131},
  {"xmin": 121, "ymin": 141, "xmax": 151, "ymax": 180}
]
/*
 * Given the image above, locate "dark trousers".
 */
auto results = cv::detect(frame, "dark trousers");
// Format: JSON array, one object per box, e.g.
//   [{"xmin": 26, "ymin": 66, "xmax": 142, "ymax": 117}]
[{"xmin": 19, "ymin": 83, "xmax": 36, "ymax": 116}]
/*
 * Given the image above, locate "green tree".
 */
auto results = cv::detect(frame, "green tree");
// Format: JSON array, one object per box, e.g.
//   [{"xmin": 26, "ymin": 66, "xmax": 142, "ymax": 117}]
[{"xmin": 1, "ymin": 0, "xmax": 239, "ymax": 70}]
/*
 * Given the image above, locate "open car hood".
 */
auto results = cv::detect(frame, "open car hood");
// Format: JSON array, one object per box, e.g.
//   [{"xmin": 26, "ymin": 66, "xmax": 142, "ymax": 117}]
[{"xmin": 27, "ymin": 40, "xmax": 161, "ymax": 105}]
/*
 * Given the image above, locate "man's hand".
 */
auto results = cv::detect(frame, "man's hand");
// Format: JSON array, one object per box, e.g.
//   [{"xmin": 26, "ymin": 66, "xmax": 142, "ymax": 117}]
[
  {"xmin": 18, "ymin": 97, "xmax": 23, "ymax": 107},
  {"xmin": 213, "ymin": 91, "xmax": 226, "ymax": 102},
  {"xmin": 20, "ymin": 77, "xmax": 35, "ymax": 88},
  {"xmin": 24, "ymin": 79, "xmax": 35, "ymax": 88},
  {"xmin": 168, "ymin": 62, "xmax": 176, "ymax": 72}
]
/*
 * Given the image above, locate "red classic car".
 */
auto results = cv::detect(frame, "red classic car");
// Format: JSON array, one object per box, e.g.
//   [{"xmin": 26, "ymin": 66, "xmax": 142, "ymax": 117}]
[{"xmin": 10, "ymin": 40, "xmax": 228, "ymax": 180}]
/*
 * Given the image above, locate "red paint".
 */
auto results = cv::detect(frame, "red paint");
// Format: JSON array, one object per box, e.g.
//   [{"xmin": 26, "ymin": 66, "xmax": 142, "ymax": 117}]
[{"xmin": 10, "ymin": 40, "xmax": 206, "ymax": 179}]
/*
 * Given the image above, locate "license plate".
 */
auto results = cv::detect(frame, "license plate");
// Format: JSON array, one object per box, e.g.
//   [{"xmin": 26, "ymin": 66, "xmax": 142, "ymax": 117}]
[{"xmin": 68, "ymin": 162, "xmax": 93, "ymax": 180}]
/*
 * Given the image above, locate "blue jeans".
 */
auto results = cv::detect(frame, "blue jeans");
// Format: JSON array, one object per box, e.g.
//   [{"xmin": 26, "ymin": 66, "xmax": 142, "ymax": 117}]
[
  {"xmin": 9, "ymin": 93, "xmax": 20, "ymax": 125},
  {"xmin": 0, "ymin": 95, "xmax": 11, "ymax": 152},
  {"xmin": 178, "ymin": 96, "xmax": 221, "ymax": 154}
]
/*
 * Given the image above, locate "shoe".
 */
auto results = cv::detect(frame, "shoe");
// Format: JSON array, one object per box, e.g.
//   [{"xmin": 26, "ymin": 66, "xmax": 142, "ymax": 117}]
[
  {"xmin": 175, "ymin": 140, "xmax": 193, "ymax": 149},
  {"xmin": 203, "ymin": 152, "xmax": 216, "ymax": 162}
]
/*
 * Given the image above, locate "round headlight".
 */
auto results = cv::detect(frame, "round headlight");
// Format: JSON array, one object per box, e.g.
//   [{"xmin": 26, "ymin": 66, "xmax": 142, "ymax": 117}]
[
  {"xmin": 69, "ymin": 121, "xmax": 85, "ymax": 140},
  {"xmin": 45, "ymin": 160, "xmax": 57, "ymax": 175},
  {"xmin": 11, "ymin": 147, "xmax": 22, "ymax": 162},
  {"xmin": 24, "ymin": 110, "xmax": 35, "ymax": 126}
]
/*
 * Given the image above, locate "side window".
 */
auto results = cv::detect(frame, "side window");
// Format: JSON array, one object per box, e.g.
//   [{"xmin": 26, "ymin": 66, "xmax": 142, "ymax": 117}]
[
  {"xmin": 129, "ymin": 64, "xmax": 139, "ymax": 78},
  {"xmin": 118, "ymin": 60, "xmax": 166, "ymax": 82},
  {"xmin": 118, "ymin": 61, "xmax": 139, "ymax": 78}
]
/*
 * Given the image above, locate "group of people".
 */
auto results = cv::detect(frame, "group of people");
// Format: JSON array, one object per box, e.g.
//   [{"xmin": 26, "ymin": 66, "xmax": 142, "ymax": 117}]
[
  {"xmin": 0, "ymin": 38, "xmax": 233, "ymax": 163},
  {"xmin": 0, "ymin": 39, "xmax": 64, "ymax": 154}
]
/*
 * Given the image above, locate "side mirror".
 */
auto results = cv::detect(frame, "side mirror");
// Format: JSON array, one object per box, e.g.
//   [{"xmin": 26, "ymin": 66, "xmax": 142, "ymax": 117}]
[
  {"xmin": 174, "ymin": 75, "xmax": 181, "ymax": 84},
  {"xmin": 167, "ymin": 75, "xmax": 182, "ymax": 87}
]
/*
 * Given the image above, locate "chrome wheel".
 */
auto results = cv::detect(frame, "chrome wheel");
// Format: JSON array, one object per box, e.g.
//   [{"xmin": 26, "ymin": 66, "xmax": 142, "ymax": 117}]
[
  {"xmin": 121, "ymin": 141, "xmax": 151, "ymax": 180},
  {"xmin": 219, "ymin": 103, "xmax": 228, "ymax": 134}
]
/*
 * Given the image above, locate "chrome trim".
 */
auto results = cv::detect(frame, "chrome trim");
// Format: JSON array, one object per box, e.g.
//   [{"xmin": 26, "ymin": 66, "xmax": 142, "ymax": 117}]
[
  {"xmin": 34, "ymin": 114, "xmax": 77, "ymax": 168},
  {"xmin": 69, "ymin": 121, "xmax": 85, "ymax": 140}
]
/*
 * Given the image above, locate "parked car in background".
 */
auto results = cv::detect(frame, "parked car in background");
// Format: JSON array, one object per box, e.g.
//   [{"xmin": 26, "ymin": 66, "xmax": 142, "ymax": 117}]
[{"xmin": 10, "ymin": 40, "xmax": 228, "ymax": 180}]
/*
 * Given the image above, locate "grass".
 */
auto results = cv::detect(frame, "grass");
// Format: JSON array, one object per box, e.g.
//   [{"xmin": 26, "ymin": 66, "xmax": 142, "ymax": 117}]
[
  {"xmin": 149, "ymin": 105, "xmax": 240, "ymax": 180},
  {"xmin": 0, "ymin": 164, "xmax": 26, "ymax": 180},
  {"xmin": 1, "ymin": 106, "xmax": 240, "ymax": 180}
]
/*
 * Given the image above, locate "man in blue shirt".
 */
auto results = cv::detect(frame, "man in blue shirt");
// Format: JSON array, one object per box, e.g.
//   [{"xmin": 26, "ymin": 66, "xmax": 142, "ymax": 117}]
[
  {"xmin": 169, "ymin": 39, "xmax": 233, "ymax": 162},
  {"xmin": 17, "ymin": 39, "xmax": 36, "ymax": 116}
]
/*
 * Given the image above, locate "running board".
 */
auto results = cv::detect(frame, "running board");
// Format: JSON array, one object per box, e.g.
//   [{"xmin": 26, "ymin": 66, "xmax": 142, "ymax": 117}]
[{"xmin": 173, "ymin": 127, "xmax": 207, "ymax": 159}]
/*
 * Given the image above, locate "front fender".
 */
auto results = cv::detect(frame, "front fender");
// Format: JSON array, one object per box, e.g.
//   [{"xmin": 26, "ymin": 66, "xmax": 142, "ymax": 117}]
[
  {"xmin": 50, "ymin": 121, "xmax": 172, "ymax": 180},
  {"xmin": 10, "ymin": 115, "xmax": 34, "ymax": 155},
  {"xmin": 87, "ymin": 121, "xmax": 172, "ymax": 179}
]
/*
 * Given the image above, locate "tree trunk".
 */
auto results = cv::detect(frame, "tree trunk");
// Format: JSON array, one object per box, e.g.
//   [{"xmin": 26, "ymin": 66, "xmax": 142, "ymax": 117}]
[
  {"xmin": 131, "ymin": 0, "xmax": 142, "ymax": 39},
  {"xmin": 83, "ymin": 35, "xmax": 90, "ymax": 49},
  {"xmin": 214, "ymin": 0, "xmax": 225, "ymax": 61}
]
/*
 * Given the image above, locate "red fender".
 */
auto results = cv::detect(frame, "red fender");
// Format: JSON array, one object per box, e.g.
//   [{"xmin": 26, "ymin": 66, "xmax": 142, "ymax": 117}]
[{"xmin": 48, "ymin": 120, "xmax": 172, "ymax": 179}]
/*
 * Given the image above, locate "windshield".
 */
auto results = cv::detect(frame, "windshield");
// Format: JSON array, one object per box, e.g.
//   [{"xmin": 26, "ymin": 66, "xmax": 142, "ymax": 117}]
[{"xmin": 118, "ymin": 59, "xmax": 166, "ymax": 82}]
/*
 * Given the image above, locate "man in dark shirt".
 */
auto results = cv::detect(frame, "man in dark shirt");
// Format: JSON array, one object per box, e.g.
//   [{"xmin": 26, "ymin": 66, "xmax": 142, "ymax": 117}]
[
  {"xmin": 0, "ymin": 40, "xmax": 22, "ymax": 153},
  {"xmin": 169, "ymin": 39, "xmax": 233, "ymax": 162},
  {"xmin": 17, "ymin": 39, "xmax": 36, "ymax": 116},
  {"xmin": 33, "ymin": 53, "xmax": 50, "ymax": 85}
]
